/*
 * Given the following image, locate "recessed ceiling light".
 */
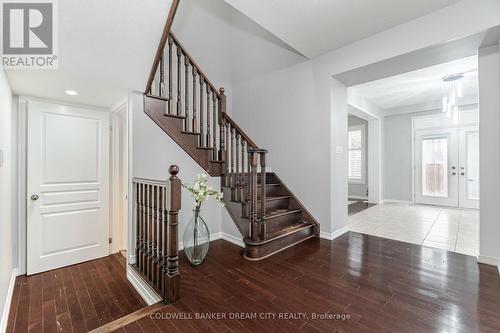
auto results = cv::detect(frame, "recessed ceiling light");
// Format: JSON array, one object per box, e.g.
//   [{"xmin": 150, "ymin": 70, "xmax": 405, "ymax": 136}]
[{"xmin": 65, "ymin": 90, "xmax": 78, "ymax": 96}]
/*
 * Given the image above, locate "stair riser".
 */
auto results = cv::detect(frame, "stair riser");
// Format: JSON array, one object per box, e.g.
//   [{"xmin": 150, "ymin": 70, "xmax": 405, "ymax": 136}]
[
  {"xmin": 265, "ymin": 211, "xmax": 302, "ymax": 229},
  {"xmin": 244, "ymin": 226, "xmax": 314, "ymax": 260},
  {"xmin": 242, "ymin": 197, "xmax": 290, "ymax": 215}
]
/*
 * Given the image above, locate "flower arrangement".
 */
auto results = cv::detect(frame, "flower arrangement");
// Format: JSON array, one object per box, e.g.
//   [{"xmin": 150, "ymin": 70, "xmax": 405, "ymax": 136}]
[{"xmin": 182, "ymin": 173, "xmax": 224, "ymax": 210}]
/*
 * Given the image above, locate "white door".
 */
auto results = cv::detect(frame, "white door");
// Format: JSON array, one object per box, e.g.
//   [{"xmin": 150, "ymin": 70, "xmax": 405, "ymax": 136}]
[
  {"xmin": 27, "ymin": 100, "xmax": 110, "ymax": 275},
  {"xmin": 459, "ymin": 126, "xmax": 480, "ymax": 209},
  {"xmin": 415, "ymin": 128, "xmax": 459, "ymax": 207},
  {"xmin": 415, "ymin": 126, "xmax": 480, "ymax": 209}
]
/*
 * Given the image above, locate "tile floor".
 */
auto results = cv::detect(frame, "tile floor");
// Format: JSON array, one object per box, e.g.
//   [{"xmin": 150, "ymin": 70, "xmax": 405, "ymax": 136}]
[{"xmin": 348, "ymin": 203, "xmax": 479, "ymax": 256}]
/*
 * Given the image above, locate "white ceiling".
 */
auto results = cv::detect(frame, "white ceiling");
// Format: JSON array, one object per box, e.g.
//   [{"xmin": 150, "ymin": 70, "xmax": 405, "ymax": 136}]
[
  {"xmin": 224, "ymin": 0, "xmax": 462, "ymax": 58},
  {"xmin": 349, "ymin": 56, "xmax": 478, "ymax": 112},
  {"xmin": 6, "ymin": 0, "xmax": 174, "ymax": 108}
]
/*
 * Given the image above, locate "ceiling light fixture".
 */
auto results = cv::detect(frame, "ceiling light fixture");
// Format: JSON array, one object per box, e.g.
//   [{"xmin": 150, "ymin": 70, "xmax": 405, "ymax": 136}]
[
  {"xmin": 65, "ymin": 90, "xmax": 78, "ymax": 96},
  {"xmin": 442, "ymin": 73, "xmax": 464, "ymax": 122}
]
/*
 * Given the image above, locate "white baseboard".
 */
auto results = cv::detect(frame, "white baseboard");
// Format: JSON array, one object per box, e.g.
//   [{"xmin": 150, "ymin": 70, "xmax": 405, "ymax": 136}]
[
  {"xmin": 348, "ymin": 195, "xmax": 368, "ymax": 200},
  {"xmin": 1, "ymin": 268, "xmax": 18, "ymax": 333},
  {"xmin": 382, "ymin": 199, "xmax": 413, "ymax": 205},
  {"xmin": 477, "ymin": 255, "xmax": 500, "ymax": 275},
  {"xmin": 126, "ymin": 265, "xmax": 161, "ymax": 305},
  {"xmin": 320, "ymin": 226, "xmax": 349, "ymax": 241},
  {"xmin": 220, "ymin": 232, "xmax": 245, "ymax": 248}
]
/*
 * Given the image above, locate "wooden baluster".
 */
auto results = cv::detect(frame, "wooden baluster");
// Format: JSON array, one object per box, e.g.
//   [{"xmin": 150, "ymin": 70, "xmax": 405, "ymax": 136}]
[
  {"xmin": 212, "ymin": 92, "xmax": 217, "ymax": 159},
  {"xmin": 159, "ymin": 52, "xmax": 164, "ymax": 98},
  {"xmin": 184, "ymin": 56, "xmax": 189, "ymax": 131},
  {"xmin": 147, "ymin": 184, "xmax": 153, "ymax": 280},
  {"xmin": 176, "ymin": 45, "xmax": 182, "ymax": 116},
  {"xmin": 247, "ymin": 149, "xmax": 251, "ymax": 203},
  {"xmin": 163, "ymin": 165, "xmax": 181, "ymax": 302},
  {"xmin": 230, "ymin": 128, "xmax": 235, "ymax": 189},
  {"xmin": 225, "ymin": 123, "xmax": 230, "ymax": 187},
  {"xmin": 141, "ymin": 183, "xmax": 147, "ymax": 271},
  {"xmin": 240, "ymin": 140, "xmax": 246, "ymax": 201},
  {"xmin": 218, "ymin": 88, "xmax": 226, "ymax": 161},
  {"xmin": 152, "ymin": 185, "xmax": 158, "ymax": 284},
  {"xmin": 259, "ymin": 151, "xmax": 267, "ymax": 240},
  {"xmin": 235, "ymin": 133, "xmax": 240, "ymax": 201},
  {"xmin": 167, "ymin": 36, "xmax": 173, "ymax": 115},
  {"xmin": 249, "ymin": 152, "xmax": 259, "ymax": 241},
  {"xmin": 157, "ymin": 184, "xmax": 164, "ymax": 290},
  {"xmin": 192, "ymin": 67, "xmax": 197, "ymax": 132},
  {"xmin": 206, "ymin": 87, "xmax": 211, "ymax": 148},
  {"xmin": 199, "ymin": 77, "xmax": 205, "ymax": 146},
  {"xmin": 136, "ymin": 183, "xmax": 142, "ymax": 270}
]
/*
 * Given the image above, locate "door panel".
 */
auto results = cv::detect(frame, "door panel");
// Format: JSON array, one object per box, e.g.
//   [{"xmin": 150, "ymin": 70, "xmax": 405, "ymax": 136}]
[
  {"xmin": 415, "ymin": 128, "xmax": 459, "ymax": 207},
  {"xmin": 27, "ymin": 100, "xmax": 110, "ymax": 275},
  {"xmin": 459, "ymin": 126, "xmax": 479, "ymax": 209}
]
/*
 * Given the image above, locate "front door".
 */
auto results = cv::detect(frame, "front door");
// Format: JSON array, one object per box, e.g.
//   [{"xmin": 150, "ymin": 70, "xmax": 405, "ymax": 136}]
[
  {"xmin": 415, "ymin": 126, "xmax": 479, "ymax": 208},
  {"xmin": 415, "ymin": 128, "xmax": 459, "ymax": 207},
  {"xmin": 458, "ymin": 126, "xmax": 480, "ymax": 209},
  {"xmin": 27, "ymin": 100, "xmax": 110, "ymax": 275}
]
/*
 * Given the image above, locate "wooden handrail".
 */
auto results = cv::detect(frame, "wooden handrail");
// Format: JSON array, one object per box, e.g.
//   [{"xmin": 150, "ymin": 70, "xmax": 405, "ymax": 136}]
[
  {"xmin": 145, "ymin": 0, "xmax": 180, "ymax": 94},
  {"xmin": 169, "ymin": 32, "xmax": 220, "ymax": 97},
  {"xmin": 223, "ymin": 113, "xmax": 259, "ymax": 149}
]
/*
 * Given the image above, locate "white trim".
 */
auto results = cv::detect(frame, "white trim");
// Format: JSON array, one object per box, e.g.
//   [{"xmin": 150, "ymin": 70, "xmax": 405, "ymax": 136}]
[
  {"xmin": 221, "ymin": 232, "xmax": 245, "ymax": 248},
  {"xmin": 126, "ymin": 265, "xmax": 161, "ymax": 305},
  {"xmin": 477, "ymin": 255, "xmax": 500, "ymax": 273},
  {"xmin": 1, "ymin": 268, "xmax": 18, "ymax": 333},
  {"xmin": 348, "ymin": 195, "xmax": 368, "ymax": 200},
  {"xmin": 382, "ymin": 199, "xmax": 413, "ymax": 205},
  {"xmin": 320, "ymin": 226, "xmax": 349, "ymax": 241}
]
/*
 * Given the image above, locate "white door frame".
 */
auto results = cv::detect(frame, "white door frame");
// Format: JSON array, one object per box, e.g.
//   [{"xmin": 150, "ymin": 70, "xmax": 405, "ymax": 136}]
[
  {"xmin": 347, "ymin": 104, "xmax": 382, "ymax": 204},
  {"xmin": 110, "ymin": 102, "xmax": 129, "ymax": 254},
  {"xmin": 17, "ymin": 96, "xmax": 111, "ymax": 275},
  {"xmin": 411, "ymin": 108, "xmax": 479, "ymax": 207}
]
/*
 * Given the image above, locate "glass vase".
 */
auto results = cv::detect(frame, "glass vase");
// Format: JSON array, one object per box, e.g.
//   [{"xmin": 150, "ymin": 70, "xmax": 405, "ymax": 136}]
[{"xmin": 183, "ymin": 207, "xmax": 210, "ymax": 266}]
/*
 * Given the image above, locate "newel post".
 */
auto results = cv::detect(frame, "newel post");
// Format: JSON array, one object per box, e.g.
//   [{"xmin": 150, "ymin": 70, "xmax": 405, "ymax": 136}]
[
  {"xmin": 163, "ymin": 165, "xmax": 181, "ymax": 302},
  {"xmin": 218, "ymin": 87, "xmax": 227, "ymax": 162}
]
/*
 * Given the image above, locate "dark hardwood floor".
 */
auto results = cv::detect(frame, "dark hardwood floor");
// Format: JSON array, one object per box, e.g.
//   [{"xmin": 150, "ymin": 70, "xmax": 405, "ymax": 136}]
[
  {"xmin": 8, "ymin": 234, "xmax": 500, "ymax": 332},
  {"xmin": 118, "ymin": 234, "xmax": 499, "ymax": 333},
  {"xmin": 348, "ymin": 198, "xmax": 375, "ymax": 216},
  {"xmin": 7, "ymin": 253, "xmax": 147, "ymax": 333}
]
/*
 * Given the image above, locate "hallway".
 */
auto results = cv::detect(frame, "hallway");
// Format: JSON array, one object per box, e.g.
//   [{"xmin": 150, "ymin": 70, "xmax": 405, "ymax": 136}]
[{"xmin": 349, "ymin": 203, "xmax": 479, "ymax": 256}]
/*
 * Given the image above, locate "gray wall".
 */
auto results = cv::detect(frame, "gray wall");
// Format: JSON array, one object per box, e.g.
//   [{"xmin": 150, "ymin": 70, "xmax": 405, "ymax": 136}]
[
  {"xmin": 348, "ymin": 115, "xmax": 368, "ymax": 198},
  {"xmin": 383, "ymin": 109, "xmax": 442, "ymax": 201},
  {"xmin": 0, "ymin": 69, "xmax": 15, "ymax": 331}
]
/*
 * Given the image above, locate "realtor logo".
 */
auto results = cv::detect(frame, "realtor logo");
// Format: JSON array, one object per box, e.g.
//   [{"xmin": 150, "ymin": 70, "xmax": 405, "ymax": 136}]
[{"xmin": 1, "ymin": 0, "xmax": 58, "ymax": 68}]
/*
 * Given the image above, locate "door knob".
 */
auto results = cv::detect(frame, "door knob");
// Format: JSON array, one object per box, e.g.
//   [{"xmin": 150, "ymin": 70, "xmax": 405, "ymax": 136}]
[{"xmin": 31, "ymin": 194, "xmax": 39, "ymax": 201}]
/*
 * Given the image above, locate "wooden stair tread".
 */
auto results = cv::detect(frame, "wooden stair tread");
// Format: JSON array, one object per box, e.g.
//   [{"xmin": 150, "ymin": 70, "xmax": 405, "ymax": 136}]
[
  {"xmin": 197, "ymin": 146, "xmax": 214, "ymax": 150},
  {"xmin": 181, "ymin": 130, "xmax": 200, "ymax": 135},
  {"xmin": 245, "ymin": 221, "xmax": 313, "ymax": 245},
  {"xmin": 265, "ymin": 208, "xmax": 301, "ymax": 219}
]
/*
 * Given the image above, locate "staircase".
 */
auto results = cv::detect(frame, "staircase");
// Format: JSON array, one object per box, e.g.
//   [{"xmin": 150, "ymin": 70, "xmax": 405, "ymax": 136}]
[{"xmin": 143, "ymin": 2, "xmax": 319, "ymax": 260}]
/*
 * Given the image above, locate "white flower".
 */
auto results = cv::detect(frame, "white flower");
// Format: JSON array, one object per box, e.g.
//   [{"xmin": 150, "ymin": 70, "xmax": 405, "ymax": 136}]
[{"xmin": 182, "ymin": 173, "xmax": 225, "ymax": 208}]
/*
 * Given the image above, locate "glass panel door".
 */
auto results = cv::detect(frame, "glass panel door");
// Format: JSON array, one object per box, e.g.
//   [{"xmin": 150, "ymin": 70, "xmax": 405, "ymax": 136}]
[
  {"xmin": 421, "ymin": 137, "xmax": 448, "ymax": 197},
  {"xmin": 415, "ymin": 128, "xmax": 459, "ymax": 207},
  {"xmin": 459, "ymin": 126, "xmax": 479, "ymax": 209}
]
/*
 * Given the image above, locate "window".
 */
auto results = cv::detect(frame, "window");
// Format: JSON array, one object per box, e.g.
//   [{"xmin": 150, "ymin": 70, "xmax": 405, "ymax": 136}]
[{"xmin": 348, "ymin": 125, "xmax": 365, "ymax": 183}]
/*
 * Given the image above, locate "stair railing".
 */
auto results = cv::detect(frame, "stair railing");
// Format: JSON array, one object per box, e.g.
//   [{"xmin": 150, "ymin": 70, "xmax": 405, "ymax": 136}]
[
  {"xmin": 132, "ymin": 165, "xmax": 181, "ymax": 303},
  {"xmin": 145, "ymin": 12, "xmax": 270, "ymax": 241}
]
